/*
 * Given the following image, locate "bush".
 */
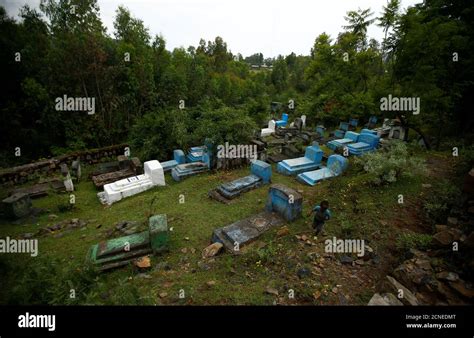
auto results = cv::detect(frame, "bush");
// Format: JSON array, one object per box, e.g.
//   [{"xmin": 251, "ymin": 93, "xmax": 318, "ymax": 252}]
[
  {"xmin": 423, "ymin": 179, "xmax": 461, "ymax": 223},
  {"xmin": 396, "ymin": 233, "xmax": 432, "ymax": 253},
  {"xmin": 355, "ymin": 142, "xmax": 425, "ymax": 185}
]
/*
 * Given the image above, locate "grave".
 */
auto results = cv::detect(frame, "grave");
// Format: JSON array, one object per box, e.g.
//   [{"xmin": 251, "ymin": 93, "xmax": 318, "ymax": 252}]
[
  {"xmin": 71, "ymin": 159, "xmax": 81, "ymax": 182},
  {"xmin": 208, "ymin": 160, "xmax": 272, "ymax": 203},
  {"xmin": 327, "ymin": 131, "xmax": 360, "ymax": 151},
  {"xmin": 297, "ymin": 155, "xmax": 349, "ymax": 186},
  {"xmin": 171, "ymin": 152, "xmax": 211, "ymax": 182},
  {"xmin": 277, "ymin": 144, "xmax": 323, "ymax": 176},
  {"xmin": 389, "ymin": 125, "xmax": 408, "ymax": 141},
  {"xmin": 373, "ymin": 119, "xmax": 393, "ymax": 138},
  {"xmin": 92, "ymin": 157, "xmax": 143, "ymax": 188},
  {"xmin": 346, "ymin": 133, "xmax": 380, "ymax": 156},
  {"xmin": 316, "ymin": 126, "xmax": 326, "ymax": 138},
  {"xmin": 349, "ymin": 118, "xmax": 359, "ymax": 130},
  {"xmin": 333, "ymin": 122, "xmax": 350, "ymax": 139},
  {"xmin": 366, "ymin": 116, "xmax": 378, "ymax": 129},
  {"xmin": 87, "ymin": 214, "xmax": 169, "ymax": 271},
  {"xmin": 275, "ymin": 113, "xmax": 289, "ymax": 127},
  {"xmin": 187, "ymin": 146, "xmax": 206, "ymax": 163},
  {"xmin": 161, "ymin": 149, "xmax": 186, "ymax": 172},
  {"xmin": 211, "ymin": 184, "xmax": 302, "ymax": 253},
  {"xmin": 97, "ymin": 160, "xmax": 165, "ymax": 205},
  {"xmin": 2, "ymin": 193, "xmax": 33, "ymax": 219},
  {"xmin": 261, "ymin": 120, "xmax": 276, "ymax": 137}
]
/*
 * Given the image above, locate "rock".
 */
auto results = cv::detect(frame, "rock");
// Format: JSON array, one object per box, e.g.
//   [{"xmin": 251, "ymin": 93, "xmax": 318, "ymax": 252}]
[
  {"xmin": 159, "ymin": 292, "xmax": 168, "ymax": 298},
  {"xmin": 447, "ymin": 217, "xmax": 458, "ymax": 226},
  {"xmin": 297, "ymin": 267, "xmax": 311, "ymax": 279},
  {"xmin": 301, "ymin": 235, "xmax": 308, "ymax": 241},
  {"xmin": 184, "ymin": 237, "xmax": 190, "ymax": 241},
  {"xmin": 385, "ymin": 276, "xmax": 419, "ymax": 305},
  {"xmin": 181, "ymin": 248, "xmax": 188, "ymax": 254},
  {"xmin": 265, "ymin": 287, "xmax": 279, "ymax": 296},
  {"xmin": 48, "ymin": 214, "xmax": 58, "ymax": 220},
  {"xmin": 197, "ymin": 261, "xmax": 211, "ymax": 271},
  {"xmin": 202, "ymin": 242, "xmax": 223, "ymax": 258},
  {"xmin": 136, "ymin": 273, "xmax": 151, "ymax": 279},
  {"xmin": 448, "ymin": 280, "xmax": 474, "ymax": 299},
  {"xmin": 463, "ymin": 232, "xmax": 474, "ymax": 248},
  {"xmin": 134, "ymin": 256, "xmax": 151, "ymax": 269},
  {"xmin": 354, "ymin": 259, "xmax": 364, "ymax": 265},
  {"xmin": 332, "ymin": 287, "xmax": 338, "ymax": 294},
  {"xmin": 368, "ymin": 293, "xmax": 403, "ymax": 306},
  {"xmin": 422, "ymin": 184, "xmax": 432, "ymax": 188},
  {"xmin": 313, "ymin": 290, "xmax": 321, "ymax": 300},
  {"xmin": 433, "ymin": 230, "xmax": 456, "ymax": 247},
  {"xmin": 339, "ymin": 255, "xmax": 353, "ymax": 264},
  {"xmin": 155, "ymin": 261, "xmax": 171, "ymax": 271},
  {"xmin": 206, "ymin": 280, "xmax": 216, "ymax": 287},
  {"xmin": 393, "ymin": 257, "xmax": 434, "ymax": 290},
  {"xmin": 21, "ymin": 233, "xmax": 35, "ymax": 239},
  {"xmin": 277, "ymin": 226, "xmax": 290, "ymax": 237},
  {"xmin": 435, "ymin": 224, "xmax": 448, "ymax": 232},
  {"xmin": 436, "ymin": 271, "xmax": 459, "ymax": 282}
]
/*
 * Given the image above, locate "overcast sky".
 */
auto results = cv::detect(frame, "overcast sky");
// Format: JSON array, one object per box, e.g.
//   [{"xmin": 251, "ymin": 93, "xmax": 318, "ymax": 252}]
[{"xmin": 2, "ymin": 0, "xmax": 422, "ymax": 57}]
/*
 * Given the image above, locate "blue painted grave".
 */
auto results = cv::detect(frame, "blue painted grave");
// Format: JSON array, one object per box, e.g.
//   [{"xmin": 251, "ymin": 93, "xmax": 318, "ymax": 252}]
[
  {"xmin": 161, "ymin": 149, "xmax": 186, "ymax": 172},
  {"xmin": 277, "ymin": 144, "xmax": 323, "ymax": 176},
  {"xmin": 327, "ymin": 131, "xmax": 360, "ymax": 151},
  {"xmin": 171, "ymin": 152, "xmax": 211, "ymax": 181},
  {"xmin": 346, "ymin": 133, "xmax": 380, "ymax": 156},
  {"xmin": 211, "ymin": 184, "xmax": 302, "ymax": 253},
  {"xmin": 275, "ymin": 113, "xmax": 289, "ymax": 127},
  {"xmin": 297, "ymin": 155, "xmax": 349, "ymax": 186},
  {"xmin": 209, "ymin": 160, "xmax": 272, "ymax": 203}
]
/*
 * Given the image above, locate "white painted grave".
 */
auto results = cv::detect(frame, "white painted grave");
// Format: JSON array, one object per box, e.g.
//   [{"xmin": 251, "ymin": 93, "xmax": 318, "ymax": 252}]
[
  {"xmin": 261, "ymin": 120, "xmax": 276, "ymax": 137},
  {"xmin": 98, "ymin": 160, "xmax": 165, "ymax": 205}
]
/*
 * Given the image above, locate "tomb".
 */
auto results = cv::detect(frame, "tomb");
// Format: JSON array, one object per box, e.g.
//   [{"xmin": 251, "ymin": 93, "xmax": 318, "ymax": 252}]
[
  {"xmin": 276, "ymin": 144, "xmax": 323, "ymax": 176},
  {"xmin": 87, "ymin": 214, "xmax": 168, "ymax": 271},
  {"xmin": 297, "ymin": 155, "xmax": 349, "ymax": 186},
  {"xmin": 2, "ymin": 193, "xmax": 33, "ymax": 219},
  {"xmin": 211, "ymin": 184, "xmax": 302, "ymax": 253},
  {"xmin": 161, "ymin": 149, "xmax": 186, "ymax": 172},
  {"xmin": 208, "ymin": 160, "xmax": 272, "ymax": 203},
  {"xmin": 349, "ymin": 118, "xmax": 359, "ymax": 130},
  {"xmin": 97, "ymin": 160, "xmax": 165, "ymax": 205},
  {"xmin": 373, "ymin": 119, "xmax": 393, "ymax": 138},
  {"xmin": 275, "ymin": 113, "xmax": 289, "ymax": 127},
  {"xmin": 327, "ymin": 131, "xmax": 360, "ymax": 151},
  {"xmin": 261, "ymin": 120, "xmax": 276, "ymax": 137},
  {"xmin": 187, "ymin": 146, "xmax": 206, "ymax": 163},
  {"xmin": 333, "ymin": 122, "xmax": 350, "ymax": 139},
  {"xmin": 389, "ymin": 125, "xmax": 408, "ymax": 141},
  {"xmin": 346, "ymin": 133, "xmax": 380, "ymax": 156},
  {"xmin": 171, "ymin": 152, "xmax": 211, "ymax": 182},
  {"xmin": 316, "ymin": 125, "xmax": 326, "ymax": 138},
  {"xmin": 91, "ymin": 156, "xmax": 142, "ymax": 188},
  {"xmin": 366, "ymin": 116, "xmax": 378, "ymax": 129}
]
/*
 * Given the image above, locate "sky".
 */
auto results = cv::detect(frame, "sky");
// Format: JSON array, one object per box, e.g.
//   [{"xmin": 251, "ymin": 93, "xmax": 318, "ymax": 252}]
[{"xmin": 2, "ymin": 0, "xmax": 422, "ymax": 57}]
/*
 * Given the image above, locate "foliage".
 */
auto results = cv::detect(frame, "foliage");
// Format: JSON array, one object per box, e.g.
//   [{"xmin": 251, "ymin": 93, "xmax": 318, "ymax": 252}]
[
  {"xmin": 355, "ymin": 142, "xmax": 425, "ymax": 185},
  {"xmin": 423, "ymin": 179, "xmax": 461, "ymax": 223},
  {"xmin": 396, "ymin": 232, "xmax": 432, "ymax": 252}
]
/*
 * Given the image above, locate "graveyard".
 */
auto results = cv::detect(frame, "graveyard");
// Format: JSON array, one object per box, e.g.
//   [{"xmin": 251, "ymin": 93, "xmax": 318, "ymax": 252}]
[{"xmin": 0, "ymin": 0, "xmax": 473, "ymax": 315}]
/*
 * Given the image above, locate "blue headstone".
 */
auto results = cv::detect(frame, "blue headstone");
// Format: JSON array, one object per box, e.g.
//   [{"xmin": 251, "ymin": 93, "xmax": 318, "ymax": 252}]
[
  {"xmin": 250, "ymin": 160, "xmax": 272, "ymax": 184},
  {"xmin": 173, "ymin": 149, "xmax": 186, "ymax": 164},
  {"xmin": 349, "ymin": 118, "xmax": 358, "ymax": 127},
  {"xmin": 360, "ymin": 129, "xmax": 377, "ymax": 136},
  {"xmin": 327, "ymin": 155, "xmax": 349, "ymax": 175},
  {"xmin": 265, "ymin": 184, "xmax": 303, "ymax": 222}
]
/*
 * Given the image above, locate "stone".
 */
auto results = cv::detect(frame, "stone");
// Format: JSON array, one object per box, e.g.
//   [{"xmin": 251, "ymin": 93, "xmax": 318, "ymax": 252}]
[
  {"xmin": 202, "ymin": 242, "xmax": 223, "ymax": 258},
  {"xmin": 2, "ymin": 193, "xmax": 32, "ymax": 219},
  {"xmin": 436, "ymin": 271, "xmax": 459, "ymax": 282},
  {"xmin": 206, "ymin": 280, "xmax": 216, "ymax": 287},
  {"xmin": 59, "ymin": 163, "xmax": 69, "ymax": 177},
  {"xmin": 368, "ymin": 293, "xmax": 403, "ymax": 306},
  {"xmin": 339, "ymin": 255, "xmax": 353, "ymax": 264},
  {"xmin": 21, "ymin": 233, "xmax": 35, "ymax": 239},
  {"xmin": 432, "ymin": 230, "xmax": 456, "ymax": 246},
  {"xmin": 435, "ymin": 224, "xmax": 448, "ymax": 232},
  {"xmin": 297, "ymin": 267, "xmax": 311, "ymax": 279},
  {"xmin": 385, "ymin": 276, "xmax": 419, "ymax": 305},
  {"xmin": 277, "ymin": 226, "xmax": 290, "ymax": 237},
  {"xmin": 265, "ymin": 287, "xmax": 279, "ymax": 296},
  {"xmin": 48, "ymin": 214, "xmax": 59, "ymax": 220},
  {"xmin": 134, "ymin": 256, "xmax": 151, "ymax": 269},
  {"xmin": 159, "ymin": 292, "xmax": 168, "ymax": 298},
  {"xmin": 447, "ymin": 217, "xmax": 458, "ymax": 226},
  {"xmin": 422, "ymin": 184, "xmax": 432, "ymax": 188},
  {"xmin": 448, "ymin": 280, "xmax": 474, "ymax": 299}
]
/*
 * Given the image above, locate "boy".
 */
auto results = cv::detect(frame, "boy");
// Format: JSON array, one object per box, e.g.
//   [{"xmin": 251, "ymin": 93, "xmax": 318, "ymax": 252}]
[{"xmin": 309, "ymin": 200, "xmax": 331, "ymax": 236}]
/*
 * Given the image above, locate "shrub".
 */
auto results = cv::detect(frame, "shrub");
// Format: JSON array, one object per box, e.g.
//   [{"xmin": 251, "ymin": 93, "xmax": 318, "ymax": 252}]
[
  {"xmin": 423, "ymin": 179, "xmax": 461, "ymax": 223},
  {"xmin": 396, "ymin": 232, "xmax": 432, "ymax": 253},
  {"xmin": 355, "ymin": 141, "xmax": 425, "ymax": 185}
]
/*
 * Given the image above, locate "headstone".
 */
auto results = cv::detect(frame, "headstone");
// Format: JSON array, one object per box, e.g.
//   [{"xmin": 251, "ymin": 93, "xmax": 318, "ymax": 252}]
[
  {"xmin": 64, "ymin": 173, "xmax": 74, "ymax": 192},
  {"xmin": 71, "ymin": 159, "xmax": 82, "ymax": 182},
  {"xmin": 60, "ymin": 163, "xmax": 69, "ymax": 177},
  {"xmin": 2, "ymin": 193, "xmax": 32, "ymax": 219}
]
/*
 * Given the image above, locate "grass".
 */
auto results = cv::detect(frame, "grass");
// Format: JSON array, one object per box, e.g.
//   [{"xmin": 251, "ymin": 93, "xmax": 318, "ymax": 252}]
[{"xmin": 0, "ymin": 149, "xmax": 447, "ymax": 305}]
